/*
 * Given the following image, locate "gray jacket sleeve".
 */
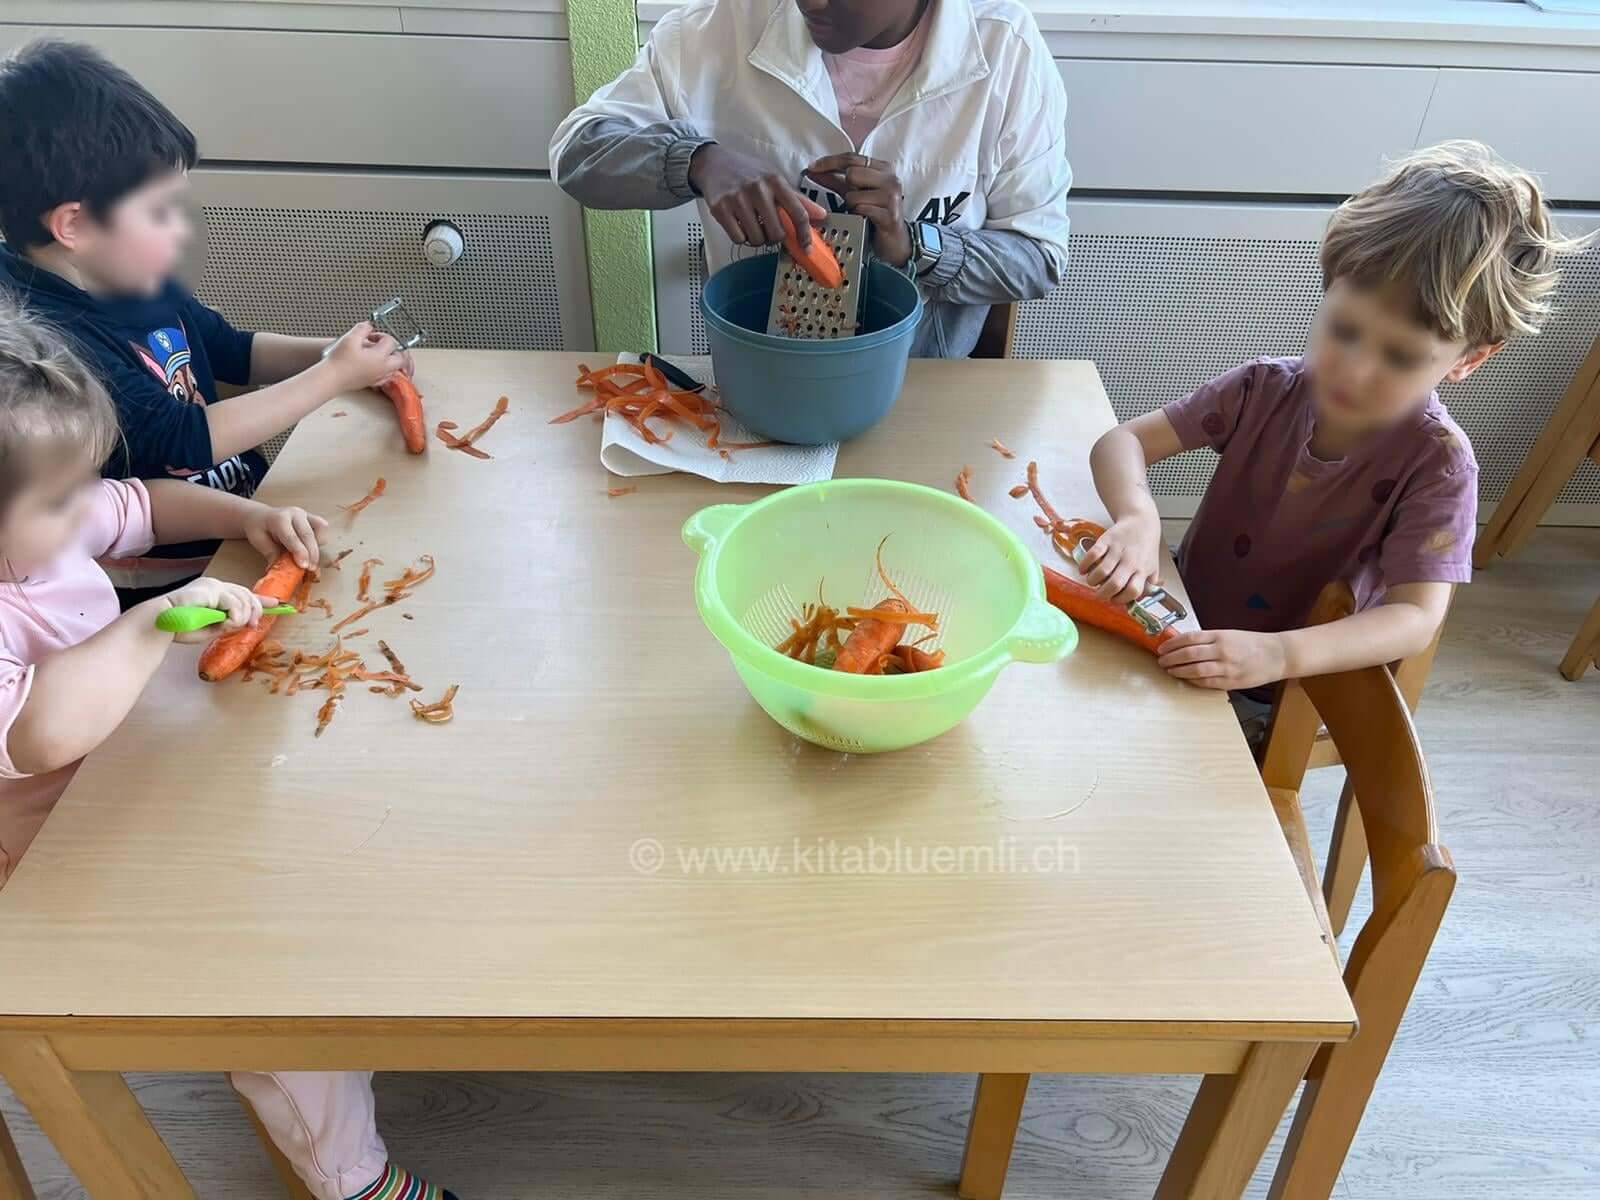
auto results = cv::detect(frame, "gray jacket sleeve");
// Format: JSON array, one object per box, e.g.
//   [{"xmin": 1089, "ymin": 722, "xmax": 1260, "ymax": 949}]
[
  {"xmin": 918, "ymin": 225, "xmax": 1068, "ymax": 308},
  {"xmin": 554, "ymin": 116, "xmax": 713, "ymax": 211}
]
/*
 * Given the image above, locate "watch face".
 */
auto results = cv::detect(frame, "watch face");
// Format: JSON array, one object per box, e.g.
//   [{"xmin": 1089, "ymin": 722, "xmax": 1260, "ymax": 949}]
[{"xmin": 920, "ymin": 222, "xmax": 943, "ymax": 258}]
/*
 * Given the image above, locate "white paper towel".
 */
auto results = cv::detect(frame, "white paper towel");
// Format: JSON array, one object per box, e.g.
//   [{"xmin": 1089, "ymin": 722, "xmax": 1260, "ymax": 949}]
[{"xmin": 598, "ymin": 354, "xmax": 839, "ymax": 485}]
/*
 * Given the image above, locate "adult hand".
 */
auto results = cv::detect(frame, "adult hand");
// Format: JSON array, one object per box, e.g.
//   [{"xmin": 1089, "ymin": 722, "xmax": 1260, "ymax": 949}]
[
  {"xmin": 804, "ymin": 153, "xmax": 911, "ymax": 266},
  {"xmin": 689, "ymin": 144, "xmax": 826, "ymax": 249}
]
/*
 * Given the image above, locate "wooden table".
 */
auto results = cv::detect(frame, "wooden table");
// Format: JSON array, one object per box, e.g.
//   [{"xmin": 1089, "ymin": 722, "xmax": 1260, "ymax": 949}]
[{"xmin": 0, "ymin": 353, "xmax": 1353, "ymax": 1200}]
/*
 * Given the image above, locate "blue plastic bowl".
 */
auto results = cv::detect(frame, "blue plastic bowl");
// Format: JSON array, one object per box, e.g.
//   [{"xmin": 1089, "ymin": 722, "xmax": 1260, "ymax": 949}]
[{"xmin": 699, "ymin": 253, "xmax": 923, "ymax": 445}]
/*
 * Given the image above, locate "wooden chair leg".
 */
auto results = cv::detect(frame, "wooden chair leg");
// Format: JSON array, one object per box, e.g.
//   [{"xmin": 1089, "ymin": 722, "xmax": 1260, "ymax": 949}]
[
  {"xmin": 958, "ymin": 1073, "xmax": 1029, "ymax": 1200},
  {"xmin": 1559, "ymin": 593, "xmax": 1600, "ymax": 681},
  {"xmin": 233, "ymin": 1084, "xmax": 316, "ymax": 1200},
  {"xmin": 0, "ymin": 1036, "xmax": 194, "ymax": 1200},
  {"xmin": 1322, "ymin": 779, "xmax": 1367, "ymax": 938},
  {"xmin": 1155, "ymin": 1041, "xmax": 1315, "ymax": 1200},
  {"xmin": 0, "ymin": 1110, "xmax": 37, "ymax": 1200}
]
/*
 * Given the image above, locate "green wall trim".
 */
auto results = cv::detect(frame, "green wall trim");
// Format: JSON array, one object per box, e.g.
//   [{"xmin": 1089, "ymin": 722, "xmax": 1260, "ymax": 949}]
[{"xmin": 567, "ymin": 0, "xmax": 658, "ymax": 353}]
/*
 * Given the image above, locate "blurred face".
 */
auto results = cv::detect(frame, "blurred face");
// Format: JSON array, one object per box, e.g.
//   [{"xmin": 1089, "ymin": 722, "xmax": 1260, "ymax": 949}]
[
  {"xmin": 794, "ymin": 0, "xmax": 925, "ymax": 52},
  {"xmin": 0, "ymin": 455, "xmax": 101, "ymax": 577},
  {"xmin": 1304, "ymin": 278, "xmax": 1498, "ymax": 436},
  {"xmin": 49, "ymin": 170, "xmax": 192, "ymax": 297}
]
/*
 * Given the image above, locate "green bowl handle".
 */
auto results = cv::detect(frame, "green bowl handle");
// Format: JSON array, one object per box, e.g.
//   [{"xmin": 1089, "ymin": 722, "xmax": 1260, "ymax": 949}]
[
  {"xmin": 1005, "ymin": 597, "xmax": 1078, "ymax": 665},
  {"xmin": 681, "ymin": 503, "xmax": 744, "ymax": 557}
]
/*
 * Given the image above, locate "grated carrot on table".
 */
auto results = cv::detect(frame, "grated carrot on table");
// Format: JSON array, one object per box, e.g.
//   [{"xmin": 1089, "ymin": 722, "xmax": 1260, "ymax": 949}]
[
  {"xmin": 607, "ymin": 486, "xmax": 638, "ymax": 498},
  {"xmin": 990, "ymin": 438, "xmax": 1017, "ymax": 459},
  {"xmin": 325, "ymin": 549, "xmax": 354, "ymax": 570},
  {"xmin": 357, "ymin": 558, "xmax": 382, "ymax": 603},
  {"xmin": 437, "ymin": 396, "xmax": 510, "ymax": 458},
  {"xmin": 383, "ymin": 554, "xmax": 435, "ymax": 595},
  {"xmin": 1008, "ymin": 484, "xmax": 1030, "ymax": 499},
  {"xmin": 955, "ymin": 466, "xmax": 975, "ymax": 501}
]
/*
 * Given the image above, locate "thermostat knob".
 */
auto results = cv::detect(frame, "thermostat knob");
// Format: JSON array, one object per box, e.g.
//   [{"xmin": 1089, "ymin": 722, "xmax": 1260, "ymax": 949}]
[{"xmin": 422, "ymin": 221, "xmax": 464, "ymax": 266}]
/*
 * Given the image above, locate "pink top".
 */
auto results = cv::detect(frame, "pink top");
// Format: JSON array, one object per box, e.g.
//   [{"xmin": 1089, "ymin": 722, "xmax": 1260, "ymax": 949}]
[
  {"xmin": 0, "ymin": 478, "xmax": 156, "ymax": 885},
  {"xmin": 1163, "ymin": 357, "xmax": 1477, "ymax": 634},
  {"xmin": 823, "ymin": 12, "xmax": 932, "ymax": 149}
]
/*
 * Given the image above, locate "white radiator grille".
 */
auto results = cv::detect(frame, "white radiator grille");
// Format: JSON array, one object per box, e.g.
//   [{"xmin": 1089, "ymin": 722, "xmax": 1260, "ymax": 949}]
[
  {"xmin": 195, "ymin": 206, "xmax": 565, "ymax": 350},
  {"xmin": 1015, "ymin": 232, "xmax": 1600, "ymax": 508}
]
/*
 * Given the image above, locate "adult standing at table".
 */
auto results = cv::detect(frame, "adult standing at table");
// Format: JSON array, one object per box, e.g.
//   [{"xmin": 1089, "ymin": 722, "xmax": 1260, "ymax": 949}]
[{"xmin": 550, "ymin": 0, "xmax": 1071, "ymax": 358}]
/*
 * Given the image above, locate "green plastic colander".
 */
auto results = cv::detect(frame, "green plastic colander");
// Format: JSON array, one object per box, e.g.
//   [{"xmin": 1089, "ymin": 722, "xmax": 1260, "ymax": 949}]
[{"xmin": 682, "ymin": 479, "xmax": 1078, "ymax": 754}]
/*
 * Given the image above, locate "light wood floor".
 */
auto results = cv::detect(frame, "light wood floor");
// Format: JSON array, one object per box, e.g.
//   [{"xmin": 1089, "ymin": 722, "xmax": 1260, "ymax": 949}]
[{"xmin": 4, "ymin": 526, "xmax": 1596, "ymax": 1200}]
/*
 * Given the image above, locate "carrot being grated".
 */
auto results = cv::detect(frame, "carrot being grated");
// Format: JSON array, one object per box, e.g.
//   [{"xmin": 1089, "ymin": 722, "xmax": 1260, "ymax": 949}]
[
  {"xmin": 341, "ymin": 477, "xmax": 386, "ymax": 522},
  {"xmin": 991, "ymin": 438, "xmax": 1017, "ymax": 459},
  {"xmin": 410, "ymin": 684, "xmax": 459, "ymax": 724}
]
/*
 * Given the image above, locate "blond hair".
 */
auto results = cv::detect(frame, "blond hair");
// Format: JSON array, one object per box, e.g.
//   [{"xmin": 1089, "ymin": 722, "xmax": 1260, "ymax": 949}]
[
  {"xmin": 0, "ymin": 293, "xmax": 120, "ymax": 510},
  {"xmin": 1321, "ymin": 140, "xmax": 1594, "ymax": 346}
]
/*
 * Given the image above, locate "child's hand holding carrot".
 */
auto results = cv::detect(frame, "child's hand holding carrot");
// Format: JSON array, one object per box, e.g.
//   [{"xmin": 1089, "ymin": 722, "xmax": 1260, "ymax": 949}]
[{"xmin": 243, "ymin": 504, "xmax": 328, "ymax": 571}]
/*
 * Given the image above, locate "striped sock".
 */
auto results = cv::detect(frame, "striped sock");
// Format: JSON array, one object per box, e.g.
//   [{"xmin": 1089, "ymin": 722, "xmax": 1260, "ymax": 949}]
[{"xmin": 345, "ymin": 1163, "xmax": 458, "ymax": 1200}]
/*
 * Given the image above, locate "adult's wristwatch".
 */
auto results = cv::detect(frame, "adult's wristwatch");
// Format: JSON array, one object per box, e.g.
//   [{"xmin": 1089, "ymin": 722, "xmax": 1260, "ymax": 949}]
[{"xmin": 906, "ymin": 219, "xmax": 943, "ymax": 277}]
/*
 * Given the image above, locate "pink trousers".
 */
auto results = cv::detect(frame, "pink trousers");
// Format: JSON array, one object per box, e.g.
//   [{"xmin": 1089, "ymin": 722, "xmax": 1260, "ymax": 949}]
[{"xmin": 230, "ymin": 1071, "xmax": 388, "ymax": 1200}]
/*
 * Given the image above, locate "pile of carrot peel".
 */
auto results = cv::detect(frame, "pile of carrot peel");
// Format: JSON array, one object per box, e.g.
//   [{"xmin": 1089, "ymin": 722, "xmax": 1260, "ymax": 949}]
[
  {"xmin": 773, "ymin": 539, "xmax": 945, "ymax": 676},
  {"xmin": 238, "ymin": 552, "xmax": 454, "ymax": 737},
  {"xmin": 552, "ymin": 363, "xmax": 775, "ymax": 457}
]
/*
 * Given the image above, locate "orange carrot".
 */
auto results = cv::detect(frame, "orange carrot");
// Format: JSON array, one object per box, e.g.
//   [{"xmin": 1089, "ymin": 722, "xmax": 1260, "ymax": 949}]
[
  {"xmin": 834, "ymin": 599, "xmax": 909, "ymax": 674},
  {"xmin": 844, "ymin": 605, "xmax": 939, "ymax": 628},
  {"xmin": 775, "ymin": 210, "xmax": 844, "ymax": 289},
  {"xmin": 342, "ymin": 477, "xmax": 386, "ymax": 522},
  {"xmin": 378, "ymin": 375, "xmax": 427, "ymax": 454},
  {"xmin": 893, "ymin": 645, "xmax": 947, "ymax": 673},
  {"xmin": 197, "ymin": 553, "xmax": 305, "ymax": 682}
]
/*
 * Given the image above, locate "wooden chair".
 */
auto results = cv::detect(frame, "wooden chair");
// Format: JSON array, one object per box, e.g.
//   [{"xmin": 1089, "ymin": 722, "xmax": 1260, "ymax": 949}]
[
  {"xmin": 957, "ymin": 647, "xmax": 1454, "ymax": 1200},
  {"xmin": 0, "ymin": 1111, "xmax": 36, "ymax": 1200},
  {"xmin": 970, "ymin": 302, "xmax": 1018, "ymax": 359},
  {"xmin": 1559, "ymin": 592, "xmax": 1600, "ymax": 681},
  {"xmin": 1268, "ymin": 585, "xmax": 1451, "ymax": 939},
  {"xmin": 1252, "ymin": 643, "xmax": 1456, "ymax": 1198}
]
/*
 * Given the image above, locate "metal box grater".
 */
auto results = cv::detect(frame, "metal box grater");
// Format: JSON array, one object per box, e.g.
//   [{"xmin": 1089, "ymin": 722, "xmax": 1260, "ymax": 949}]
[{"xmin": 765, "ymin": 213, "xmax": 869, "ymax": 340}]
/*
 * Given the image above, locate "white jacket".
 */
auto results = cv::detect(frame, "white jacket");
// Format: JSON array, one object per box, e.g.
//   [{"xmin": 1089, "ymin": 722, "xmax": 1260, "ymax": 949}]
[{"xmin": 550, "ymin": 0, "xmax": 1071, "ymax": 357}]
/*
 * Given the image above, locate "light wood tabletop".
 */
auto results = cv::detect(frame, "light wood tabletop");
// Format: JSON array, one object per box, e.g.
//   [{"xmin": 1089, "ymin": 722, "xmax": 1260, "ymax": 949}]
[{"xmin": 0, "ymin": 351, "xmax": 1354, "ymax": 1200}]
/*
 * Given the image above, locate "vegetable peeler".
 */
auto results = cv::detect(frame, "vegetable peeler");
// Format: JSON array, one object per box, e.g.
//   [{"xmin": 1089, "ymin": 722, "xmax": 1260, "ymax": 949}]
[
  {"xmin": 370, "ymin": 297, "xmax": 427, "ymax": 350},
  {"xmin": 157, "ymin": 604, "xmax": 297, "ymax": 634},
  {"xmin": 1043, "ymin": 520, "xmax": 1187, "ymax": 655}
]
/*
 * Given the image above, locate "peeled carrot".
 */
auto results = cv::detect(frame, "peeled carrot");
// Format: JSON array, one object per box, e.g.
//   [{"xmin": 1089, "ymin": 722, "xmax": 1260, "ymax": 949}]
[
  {"xmin": 197, "ymin": 553, "xmax": 305, "ymax": 682},
  {"xmin": 1043, "ymin": 566, "xmax": 1179, "ymax": 656},
  {"xmin": 775, "ymin": 210, "xmax": 844, "ymax": 289},
  {"xmin": 378, "ymin": 375, "xmax": 427, "ymax": 454},
  {"xmin": 834, "ymin": 598, "xmax": 909, "ymax": 674}
]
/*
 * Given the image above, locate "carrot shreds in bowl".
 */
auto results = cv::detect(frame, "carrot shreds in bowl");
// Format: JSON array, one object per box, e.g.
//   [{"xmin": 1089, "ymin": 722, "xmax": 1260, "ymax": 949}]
[
  {"xmin": 410, "ymin": 684, "xmax": 459, "ymax": 724},
  {"xmin": 844, "ymin": 606, "xmax": 940, "ymax": 628},
  {"xmin": 341, "ymin": 477, "xmax": 386, "ymax": 522}
]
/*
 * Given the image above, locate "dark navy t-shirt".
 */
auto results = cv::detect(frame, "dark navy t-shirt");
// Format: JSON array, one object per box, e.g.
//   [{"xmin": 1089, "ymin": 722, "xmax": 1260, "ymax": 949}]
[{"xmin": 0, "ymin": 248, "xmax": 264, "ymax": 578}]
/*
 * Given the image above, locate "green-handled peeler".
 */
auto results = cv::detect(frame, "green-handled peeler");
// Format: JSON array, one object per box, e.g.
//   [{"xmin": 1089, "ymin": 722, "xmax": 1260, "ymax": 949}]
[{"xmin": 156, "ymin": 604, "xmax": 297, "ymax": 634}]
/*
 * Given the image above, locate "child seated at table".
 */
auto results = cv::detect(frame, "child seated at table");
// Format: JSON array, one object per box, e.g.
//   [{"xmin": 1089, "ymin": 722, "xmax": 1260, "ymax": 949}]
[
  {"xmin": 0, "ymin": 40, "xmax": 411, "ymax": 604},
  {"xmin": 0, "ymin": 311, "xmax": 460, "ymax": 1199},
  {"xmin": 1084, "ymin": 140, "xmax": 1590, "ymax": 735}
]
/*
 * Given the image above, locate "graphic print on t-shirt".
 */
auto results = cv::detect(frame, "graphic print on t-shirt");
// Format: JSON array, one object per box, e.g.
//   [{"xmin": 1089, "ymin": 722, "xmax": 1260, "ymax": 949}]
[{"xmin": 131, "ymin": 321, "xmax": 257, "ymax": 494}]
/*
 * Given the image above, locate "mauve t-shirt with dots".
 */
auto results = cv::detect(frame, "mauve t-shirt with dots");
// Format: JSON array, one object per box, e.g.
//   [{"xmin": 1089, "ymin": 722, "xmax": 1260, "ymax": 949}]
[{"xmin": 1163, "ymin": 356, "xmax": 1477, "ymax": 634}]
